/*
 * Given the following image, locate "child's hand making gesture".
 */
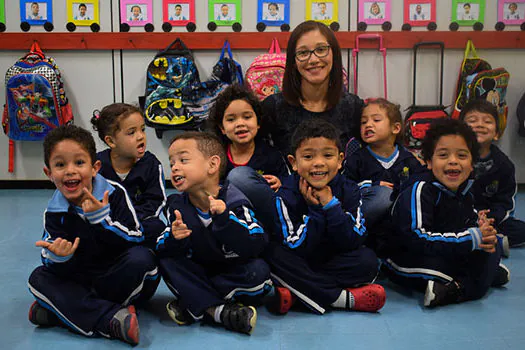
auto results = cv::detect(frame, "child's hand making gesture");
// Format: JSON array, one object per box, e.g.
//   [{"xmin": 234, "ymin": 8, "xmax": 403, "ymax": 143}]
[
  {"xmin": 299, "ymin": 177, "xmax": 333, "ymax": 207},
  {"xmin": 81, "ymin": 188, "xmax": 109, "ymax": 213},
  {"xmin": 478, "ymin": 210, "xmax": 498, "ymax": 253},
  {"xmin": 35, "ymin": 237, "xmax": 80, "ymax": 257},
  {"xmin": 171, "ymin": 210, "xmax": 192, "ymax": 240}
]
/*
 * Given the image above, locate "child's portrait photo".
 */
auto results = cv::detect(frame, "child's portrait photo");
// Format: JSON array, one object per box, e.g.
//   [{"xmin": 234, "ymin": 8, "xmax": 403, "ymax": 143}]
[
  {"xmin": 457, "ymin": 2, "xmax": 480, "ymax": 20},
  {"xmin": 365, "ymin": 1, "xmax": 384, "ymax": 19},
  {"xmin": 169, "ymin": 3, "xmax": 189, "ymax": 20},
  {"xmin": 504, "ymin": 2, "xmax": 523, "ymax": 19},
  {"xmin": 410, "ymin": 3, "xmax": 430, "ymax": 20},
  {"xmin": 215, "ymin": 3, "xmax": 236, "ymax": 21},
  {"xmin": 26, "ymin": 2, "xmax": 46, "ymax": 20},
  {"xmin": 73, "ymin": 2, "xmax": 93, "ymax": 20},
  {"xmin": 128, "ymin": 4, "xmax": 146, "ymax": 21},
  {"xmin": 263, "ymin": 2, "xmax": 284, "ymax": 21},
  {"xmin": 313, "ymin": 2, "xmax": 333, "ymax": 20}
]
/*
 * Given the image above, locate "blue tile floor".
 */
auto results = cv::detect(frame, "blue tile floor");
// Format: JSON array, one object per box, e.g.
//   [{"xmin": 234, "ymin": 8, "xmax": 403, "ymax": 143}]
[{"xmin": 2, "ymin": 189, "xmax": 525, "ymax": 350}]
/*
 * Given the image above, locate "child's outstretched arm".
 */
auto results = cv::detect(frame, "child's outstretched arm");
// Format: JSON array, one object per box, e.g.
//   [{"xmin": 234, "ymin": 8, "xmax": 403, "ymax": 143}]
[
  {"xmin": 395, "ymin": 181, "xmax": 485, "ymax": 256},
  {"xmin": 210, "ymin": 196, "xmax": 268, "ymax": 257}
]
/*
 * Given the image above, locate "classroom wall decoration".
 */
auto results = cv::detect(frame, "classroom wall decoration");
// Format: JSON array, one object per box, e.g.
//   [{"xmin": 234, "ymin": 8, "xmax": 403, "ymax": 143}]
[
  {"xmin": 67, "ymin": 0, "xmax": 98, "ymax": 26},
  {"xmin": 452, "ymin": 0, "xmax": 485, "ymax": 26},
  {"xmin": 306, "ymin": 0, "xmax": 338, "ymax": 25},
  {"xmin": 20, "ymin": 0, "xmax": 53, "ymax": 25},
  {"xmin": 258, "ymin": 0, "xmax": 290, "ymax": 26},
  {"xmin": 121, "ymin": 0, "xmax": 152, "ymax": 26},
  {"xmin": 498, "ymin": 0, "xmax": 525, "ymax": 24},
  {"xmin": 0, "ymin": 0, "xmax": 5, "ymax": 24},
  {"xmin": 359, "ymin": 0, "xmax": 390, "ymax": 24},
  {"xmin": 209, "ymin": 0, "xmax": 242, "ymax": 26},
  {"xmin": 164, "ymin": 0, "xmax": 195, "ymax": 26},
  {"xmin": 404, "ymin": 0, "xmax": 436, "ymax": 26}
]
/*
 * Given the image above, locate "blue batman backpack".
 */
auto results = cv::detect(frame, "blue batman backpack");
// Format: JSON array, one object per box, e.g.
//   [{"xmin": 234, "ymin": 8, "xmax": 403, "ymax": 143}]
[{"xmin": 143, "ymin": 38, "xmax": 200, "ymax": 138}]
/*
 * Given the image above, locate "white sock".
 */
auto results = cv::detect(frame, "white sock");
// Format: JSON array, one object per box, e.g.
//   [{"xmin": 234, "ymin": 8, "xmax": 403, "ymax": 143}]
[
  {"xmin": 331, "ymin": 290, "xmax": 355, "ymax": 309},
  {"xmin": 213, "ymin": 304, "xmax": 225, "ymax": 323}
]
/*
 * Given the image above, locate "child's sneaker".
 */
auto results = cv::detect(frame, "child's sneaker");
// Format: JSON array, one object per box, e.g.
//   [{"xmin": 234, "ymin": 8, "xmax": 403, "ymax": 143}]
[
  {"xmin": 424, "ymin": 280, "xmax": 461, "ymax": 308},
  {"xmin": 28, "ymin": 301, "xmax": 60, "ymax": 327},
  {"xmin": 497, "ymin": 234, "xmax": 510, "ymax": 258},
  {"xmin": 220, "ymin": 303, "xmax": 257, "ymax": 335},
  {"xmin": 109, "ymin": 306, "xmax": 139, "ymax": 346},
  {"xmin": 492, "ymin": 263, "xmax": 510, "ymax": 287},
  {"xmin": 266, "ymin": 286, "xmax": 295, "ymax": 315},
  {"xmin": 166, "ymin": 300, "xmax": 192, "ymax": 325},
  {"xmin": 346, "ymin": 284, "xmax": 386, "ymax": 312}
]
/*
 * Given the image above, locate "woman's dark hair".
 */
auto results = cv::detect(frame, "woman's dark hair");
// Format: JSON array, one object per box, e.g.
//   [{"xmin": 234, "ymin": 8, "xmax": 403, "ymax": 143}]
[
  {"xmin": 206, "ymin": 84, "xmax": 265, "ymax": 144},
  {"xmin": 421, "ymin": 118, "xmax": 479, "ymax": 164},
  {"xmin": 91, "ymin": 103, "xmax": 143, "ymax": 144},
  {"xmin": 282, "ymin": 21, "xmax": 344, "ymax": 110}
]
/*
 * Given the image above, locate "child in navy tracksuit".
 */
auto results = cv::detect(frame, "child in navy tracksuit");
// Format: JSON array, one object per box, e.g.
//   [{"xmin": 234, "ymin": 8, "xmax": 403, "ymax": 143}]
[
  {"xmin": 207, "ymin": 84, "xmax": 289, "ymax": 230},
  {"xmin": 344, "ymin": 98, "xmax": 427, "ymax": 255},
  {"xmin": 383, "ymin": 119, "xmax": 509, "ymax": 308},
  {"xmin": 157, "ymin": 132, "xmax": 272, "ymax": 335},
  {"xmin": 265, "ymin": 119, "xmax": 385, "ymax": 315},
  {"xmin": 91, "ymin": 103, "xmax": 167, "ymax": 249},
  {"xmin": 461, "ymin": 99, "xmax": 525, "ymax": 252},
  {"xmin": 28, "ymin": 126, "xmax": 159, "ymax": 345}
]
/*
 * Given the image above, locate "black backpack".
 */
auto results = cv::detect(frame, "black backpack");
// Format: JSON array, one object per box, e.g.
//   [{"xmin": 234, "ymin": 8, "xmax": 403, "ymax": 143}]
[{"xmin": 518, "ymin": 92, "xmax": 525, "ymax": 137}]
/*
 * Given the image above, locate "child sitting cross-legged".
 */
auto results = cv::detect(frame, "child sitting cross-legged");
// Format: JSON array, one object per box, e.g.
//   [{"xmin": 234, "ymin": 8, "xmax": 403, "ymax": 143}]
[
  {"xmin": 156, "ymin": 131, "xmax": 272, "ymax": 335},
  {"xmin": 383, "ymin": 118, "xmax": 509, "ymax": 308},
  {"xmin": 28, "ymin": 125, "xmax": 159, "ymax": 346},
  {"xmin": 461, "ymin": 99, "xmax": 525, "ymax": 255},
  {"xmin": 265, "ymin": 119, "xmax": 386, "ymax": 315}
]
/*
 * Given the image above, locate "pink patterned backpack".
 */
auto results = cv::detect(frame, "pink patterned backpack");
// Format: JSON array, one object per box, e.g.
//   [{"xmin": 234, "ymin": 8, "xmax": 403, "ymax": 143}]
[{"xmin": 245, "ymin": 38, "xmax": 286, "ymax": 101}]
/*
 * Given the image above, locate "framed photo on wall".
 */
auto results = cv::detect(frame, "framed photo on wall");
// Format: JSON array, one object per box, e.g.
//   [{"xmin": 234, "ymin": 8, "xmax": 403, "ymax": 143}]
[
  {"xmin": 258, "ymin": 0, "xmax": 290, "ymax": 26},
  {"xmin": 452, "ymin": 0, "xmax": 485, "ymax": 25},
  {"xmin": 164, "ymin": 0, "xmax": 194, "ymax": 26},
  {"xmin": 0, "ymin": 0, "xmax": 5, "ymax": 24},
  {"xmin": 67, "ymin": 0, "xmax": 99, "ymax": 26},
  {"xmin": 121, "ymin": 0, "xmax": 152, "ymax": 26},
  {"xmin": 20, "ymin": 0, "xmax": 53, "ymax": 25},
  {"xmin": 404, "ymin": 0, "xmax": 435, "ymax": 26},
  {"xmin": 306, "ymin": 0, "xmax": 338, "ymax": 25},
  {"xmin": 498, "ymin": 0, "xmax": 525, "ymax": 24},
  {"xmin": 209, "ymin": 0, "xmax": 242, "ymax": 26},
  {"xmin": 359, "ymin": 0, "xmax": 390, "ymax": 24}
]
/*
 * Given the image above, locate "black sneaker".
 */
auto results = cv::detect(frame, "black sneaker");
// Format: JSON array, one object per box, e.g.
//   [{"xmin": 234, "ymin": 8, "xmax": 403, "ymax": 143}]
[
  {"xmin": 220, "ymin": 303, "xmax": 257, "ymax": 335},
  {"xmin": 166, "ymin": 300, "xmax": 192, "ymax": 325},
  {"xmin": 28, "ymin": 301, "xmax": 61, "ymax": 327},
  {"xmin": 492, "ymin": 263, "xmax": 510, "ymax": 287},
  {"xmin": 424, "ymin": 280, "xmax": 461, "ymax": 308},
  {"xmin": 109, "ymin": 306, "xmax": 139, "ymax": 346}
]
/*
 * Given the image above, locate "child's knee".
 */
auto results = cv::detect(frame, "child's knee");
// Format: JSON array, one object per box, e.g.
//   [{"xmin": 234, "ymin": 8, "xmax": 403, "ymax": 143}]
[{"xmin": 126, "ymin": 246, "xmax": 158, "ymax": 272}]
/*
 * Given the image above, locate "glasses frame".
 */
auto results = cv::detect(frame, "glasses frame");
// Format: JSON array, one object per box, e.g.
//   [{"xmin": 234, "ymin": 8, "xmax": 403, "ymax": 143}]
[{"xmin": 295, "ymin": 45, "xmax": 331, "ymax": 62}]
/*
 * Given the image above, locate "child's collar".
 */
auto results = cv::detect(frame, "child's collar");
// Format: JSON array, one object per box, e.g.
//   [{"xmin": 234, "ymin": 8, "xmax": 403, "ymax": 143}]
[
  {"xmin": 47, "ymin": 174, "xmax": 115, "ymax": 213},
  {"xmin": 431, "ymin": 178, "xmax": 473, "ymax": 197}
]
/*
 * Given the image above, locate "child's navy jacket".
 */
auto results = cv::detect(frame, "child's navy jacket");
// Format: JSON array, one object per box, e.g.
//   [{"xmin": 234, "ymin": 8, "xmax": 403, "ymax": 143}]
[
  {"xmin": 344, "ymin": 144, "xmax": 427, "ymax": 191},
  {"xmin": 97, "ymin": 150, "xmax": 166, "ymax": 223},
  {"xmin": 40, "ymin": 174, "xmax": 144, "ymax": 276},
  {"xmin": 273, "ymin": 173, "xmax": 366, "ymax": 259},
  {"xmin": 471, "ymin": 144, "xmax": 516, "ymax": 225},
  {"xmin": 391, "ymin": 176, "xmax": 484, "ymax": 257},
  {"xmin": 156, "ymin": 182, "xmax": 267, "ymax": 263},
  {"xmin": 225, "ymin": 138, "xmax": 290, "ymax": 179}
]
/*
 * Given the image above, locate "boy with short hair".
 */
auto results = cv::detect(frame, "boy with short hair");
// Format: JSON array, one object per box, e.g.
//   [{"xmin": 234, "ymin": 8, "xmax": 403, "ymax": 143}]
[
  {"xmin": 383, "ymin": 118, "xmax": 508, "ymax": 308},
  {"xmin": 265, "ymin": 119, "xmax": 386, "ymax": 315},
  {"xmin": 462, "ymin": 99, "xmax": 525, "ymax": 251},
  {"xmin": 157, "ymin": 132, "xmax": 272, "ymax": 335},
  {"xmin": 28, "ymin": 125, "xmax": 159, "ymax": 345}
]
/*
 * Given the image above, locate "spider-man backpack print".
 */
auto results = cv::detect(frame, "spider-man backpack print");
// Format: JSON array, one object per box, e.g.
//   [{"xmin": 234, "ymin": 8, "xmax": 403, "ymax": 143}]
[{"xmin": 3, "ymin": 42, "xmax": 73, "ymax": 172}]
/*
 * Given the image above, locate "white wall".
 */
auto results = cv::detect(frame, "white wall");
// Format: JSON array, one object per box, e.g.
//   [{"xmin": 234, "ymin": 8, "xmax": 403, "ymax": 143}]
[{"xmin": 1, "ymin": 0, "xmax": 524, "ymax": 181}]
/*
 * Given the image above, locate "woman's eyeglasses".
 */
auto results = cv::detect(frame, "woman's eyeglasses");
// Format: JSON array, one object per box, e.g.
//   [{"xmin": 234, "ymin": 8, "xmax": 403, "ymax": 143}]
[{"xmin": 295, "ymin": 45, "xmax": 331, "ymax": 62}]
